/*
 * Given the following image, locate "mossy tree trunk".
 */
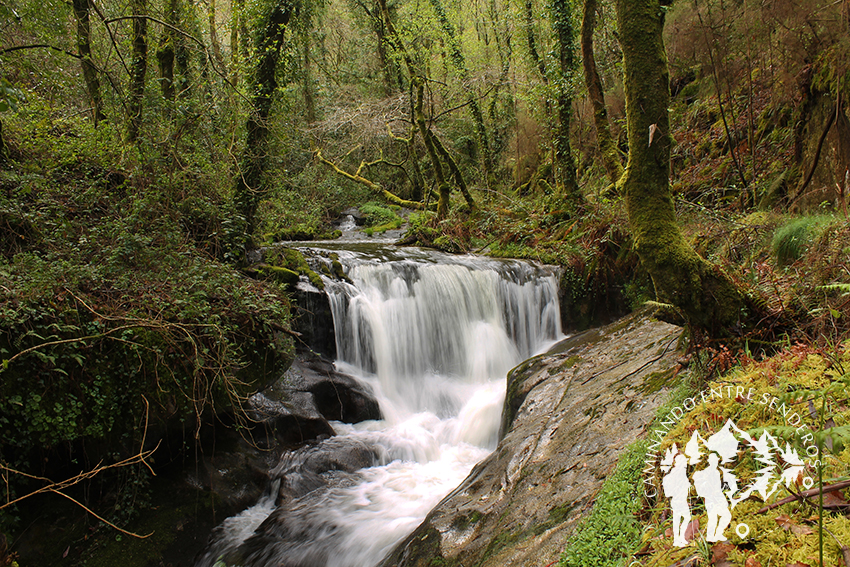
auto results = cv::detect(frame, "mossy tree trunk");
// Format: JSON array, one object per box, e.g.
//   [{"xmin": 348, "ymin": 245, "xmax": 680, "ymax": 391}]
[
  {"xmin": 173, "ymin": 0, "xmax": 191, "ymax": 98},
  {"xmin": 414, "ymin": 78, "xmax": 452, "ymax": 218},
  {"xmin": 551, "ymin": 0, "xmax": 581, "ymax": 203},
  {"xmin": 234, "ymin": 0, "xmax": 296, "ymax": 239},
  {"xmin": 615, "ymin": 0, "xmax": 748, "ymax": 336},
  {"xmin": 376, "ymin": 0, "xmax": 474, "ymax": 218},
  {"xmin": 356, "ymin": 0, "xmax": 403, "ymax": 95},
  {"xmin": 301, "ymin": 30, "xmax": 316, "ymax": 123},
  {"xmin": 126, "ymin": 0, "xmax": 148, "ymax": 143},
  {"xmin": 156, "ymin": 0, "xmax": 180, "ymax": 104},
  {"xmin": 207, "ymin": 0, "xmax": 226, "ymax": 73},
  {"xmin": 0, "ymin": 119, "xmax": 6, "ymax": 166},
  {"xmin": 72, "ymin": 0, "xmax": 105, "ymax": 126},
  {"xmin": 581, "ymin": 0, "xmax": 622, "ymax": 185}
]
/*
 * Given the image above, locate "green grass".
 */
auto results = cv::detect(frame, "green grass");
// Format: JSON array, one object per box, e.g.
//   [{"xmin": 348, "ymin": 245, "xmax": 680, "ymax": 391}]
[{"xmin": 771, "ymin": 215, "xmax": 835, "ymax": 265}]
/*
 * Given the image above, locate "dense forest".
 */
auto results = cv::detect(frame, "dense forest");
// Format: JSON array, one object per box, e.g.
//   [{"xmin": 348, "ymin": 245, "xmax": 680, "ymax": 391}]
[{"xmin": 1, "ymin": 0, "xmax": 849, "ymax": 564}]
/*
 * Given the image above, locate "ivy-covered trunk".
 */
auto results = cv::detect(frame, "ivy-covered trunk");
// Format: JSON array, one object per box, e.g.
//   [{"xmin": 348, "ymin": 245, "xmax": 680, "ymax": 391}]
[
  {"xmin": 551, "ymin": 0, "xmax": 581, "ymax": 203},
  {"xmin": 126, "ymin": 0, "xmax": 148, "ymax": 143},
  {"xmin": 615, "ymin": 0, "xmax": 747, "ymax": 336},
  {"xmin": 234, "ymin": 0, "xmax": 295, "ymax": 239},
  {"xmin": 156, "ymin": 0, "xmax": 177, "ymax": 103},
  {"xmin": 581, "ymin": 0, "xmax": 622, "ymax": 185},
  {"xmin": 428, "ymin": 0, "xmax": 492, "ymax": 191},
  {"xmin": 72, "ymin": 0, "xmax": 105, "ymax": 126}
]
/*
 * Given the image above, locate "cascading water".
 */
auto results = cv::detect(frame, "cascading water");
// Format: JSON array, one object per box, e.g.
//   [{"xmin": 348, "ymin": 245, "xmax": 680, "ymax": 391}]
[{"xmin": 196, "ymin": 244, "xmax": 563, "ymax": 567}]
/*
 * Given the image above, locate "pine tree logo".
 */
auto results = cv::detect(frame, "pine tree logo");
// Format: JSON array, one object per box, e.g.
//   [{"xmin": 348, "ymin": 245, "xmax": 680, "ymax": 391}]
[{"xmin": 660, "ymin": 419, "xmax": 807, "ymax": 546}]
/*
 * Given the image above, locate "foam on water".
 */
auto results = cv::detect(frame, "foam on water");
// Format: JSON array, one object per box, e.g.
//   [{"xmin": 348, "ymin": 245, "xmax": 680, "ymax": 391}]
[{"xmin": 196, "ymin": 246, "xmax": 562, "ymax": 567}]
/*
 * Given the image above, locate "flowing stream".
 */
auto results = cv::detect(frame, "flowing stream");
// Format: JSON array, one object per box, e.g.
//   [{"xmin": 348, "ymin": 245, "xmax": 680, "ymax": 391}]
[{"xmin": 196, "ymin": 243, "xmax": 563, "ymax": 567}]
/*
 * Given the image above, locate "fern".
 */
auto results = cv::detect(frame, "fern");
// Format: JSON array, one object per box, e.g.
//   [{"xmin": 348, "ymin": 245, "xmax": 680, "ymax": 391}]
[{"xmin": 818, "ymin": 282, "xmax": 850, "ymax": 295}]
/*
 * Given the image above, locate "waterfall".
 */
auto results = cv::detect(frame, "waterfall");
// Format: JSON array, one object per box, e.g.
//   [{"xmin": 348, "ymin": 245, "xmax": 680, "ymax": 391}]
[{"xmin": 196, "ymin": 245, "xmax": 563, "ymax": 567}]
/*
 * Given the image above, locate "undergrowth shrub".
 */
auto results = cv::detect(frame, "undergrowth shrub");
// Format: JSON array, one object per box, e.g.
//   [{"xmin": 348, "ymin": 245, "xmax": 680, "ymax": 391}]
[
  {"xmin": 771, "ymin": 215, "xmax": 834, "ymax": 265},
  {"xmin": 559, "ymin": 440, "xmax": 647, "ymax": 567},
  {"xmin": 0, "ymin": 109, "xmax": 296, "ymax": 534}
]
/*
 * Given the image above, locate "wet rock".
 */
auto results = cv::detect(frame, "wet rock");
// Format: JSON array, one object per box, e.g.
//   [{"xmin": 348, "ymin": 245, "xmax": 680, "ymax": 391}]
[
  {"xmin": 248, "ymin": 390, "xmax": 337, "ymax": 446},
  {"xmin": 265, "ymin": 353, "xmax": 382, "ymax": 426},
  {"xmin": 341, "ymin": 207, "xmax": 366, "ymax": 225},
  {"xmin": 290, "ymin": 281, "xmax": 337, "ymax": 359},
  {"xmin": 271, "ymin": 436, "xmax": 380, "ymax": 504},
  {"xmin": 189, "ymin": 434, "xmax": 280, "ymax": 512},
  {"xmin": 379, "ymin": 310, "xmax": 683, "ymax": 567},
  {"xmin": 197, "ymin": 437, "xmax": 380, "ymax": 567}
]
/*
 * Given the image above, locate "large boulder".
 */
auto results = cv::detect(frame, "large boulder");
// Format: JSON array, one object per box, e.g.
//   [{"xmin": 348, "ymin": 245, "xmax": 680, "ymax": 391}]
[
  {"xmin": 379, "ymin": 310, "xmax": 683, "ymax": 567},
  {"xmin": 265, "ymin": 353, "xmax": 382, "ymax": 426}
]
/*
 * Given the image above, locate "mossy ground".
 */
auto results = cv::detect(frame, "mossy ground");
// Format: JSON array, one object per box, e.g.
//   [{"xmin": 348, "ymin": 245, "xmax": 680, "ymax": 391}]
[{"xmin": 632, "ymin": 342, "xmax": 850, "ymax": 567}]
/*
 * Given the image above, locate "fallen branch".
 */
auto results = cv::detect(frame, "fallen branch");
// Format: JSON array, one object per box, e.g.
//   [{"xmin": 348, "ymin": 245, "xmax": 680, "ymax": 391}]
[
  {"xmin": 51, "ymin": 490, "xmax": 152, "ymax": 539},
  {"xmin": 757, "ymin": 479, "xmax": 850, "ymax": 513},
  {"xmin": 315, "ymin": 149, "xmax": 424, "ymax": 209}
]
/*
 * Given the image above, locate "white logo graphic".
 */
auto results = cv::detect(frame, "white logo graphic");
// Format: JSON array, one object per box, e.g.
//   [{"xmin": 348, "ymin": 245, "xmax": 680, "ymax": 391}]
[{"xmin": 660, "ymin": 418, "xmax": 809, "ymax": 546}]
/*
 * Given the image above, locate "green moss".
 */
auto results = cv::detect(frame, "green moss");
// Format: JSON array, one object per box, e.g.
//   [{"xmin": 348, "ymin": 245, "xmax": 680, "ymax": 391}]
[
  {"xmin": 259, "ymin": 265, "xmax": 300, "ymax": 285},
  {"xmin": 771, "ymin": 215, "xmax": 835, "ymax": 265},
  {"xmin": 639, "ymin": 368, "xmax": 676, "ymax": 394},
  {"xmin": 264, "ymin": 247, "xmax": 325, "ymax": 290}
]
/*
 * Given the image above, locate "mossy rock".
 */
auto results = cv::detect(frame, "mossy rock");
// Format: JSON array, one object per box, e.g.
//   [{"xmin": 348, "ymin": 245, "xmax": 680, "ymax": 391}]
[{"xmin": 264, "ymin": 247, "xmax": 325, "ymax": 290}]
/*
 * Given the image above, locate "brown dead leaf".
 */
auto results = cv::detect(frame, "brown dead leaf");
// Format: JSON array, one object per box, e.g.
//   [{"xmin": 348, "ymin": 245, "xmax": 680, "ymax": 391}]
[
  {"xmin": 648, "ymin": 124, "xmax": 658, "ymax": 147},
  {"xmin": 786, "ymin": 563, "xmax": 811, "ymax": 567},
  {"xmin": 822, "ymin": 490, "xmax": 850, "ymax": 509},
  {"xmin": 745, "ymin": 557, "xmax": 762, "ymax": 567},
  {"xmin": 775, "ymin": 514, "xmax": 814, "ymax": 535},
  {"xmin": 711, "ymin": 542, "xmax": 735, "ymax": 563},
  {"xmin": 683, "ymin": 518, "xmax": 700, "ymax": 542}
]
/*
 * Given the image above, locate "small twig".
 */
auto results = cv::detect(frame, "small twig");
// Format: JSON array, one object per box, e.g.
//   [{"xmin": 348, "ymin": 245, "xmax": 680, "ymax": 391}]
[
  {"xmin": 822, "ymin": 525, "xmax": 850, "ymax": 567},
  {"xmin": 50, "ymin": 490, "xmax": 152, "ymax": 539},
  {"xmin": 757, "ymin": 479, "xmax": 850, "ymax": 513}
]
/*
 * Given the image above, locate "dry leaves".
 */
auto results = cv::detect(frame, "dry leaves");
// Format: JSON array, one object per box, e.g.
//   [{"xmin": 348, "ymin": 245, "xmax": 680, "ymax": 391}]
[
  {"xmin": 775, "ymin": 514, "xmax": 814, "ymax": 535},
  {"xmin": 711, "ymin": 542, "xmax": 735, "ymax": 567}
]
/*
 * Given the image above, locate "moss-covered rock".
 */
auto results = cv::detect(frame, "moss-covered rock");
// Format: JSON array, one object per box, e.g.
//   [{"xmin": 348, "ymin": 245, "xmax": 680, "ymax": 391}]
[{"xmin": 263, "ymin": 246, "xmax": 325, "ymax": 290}]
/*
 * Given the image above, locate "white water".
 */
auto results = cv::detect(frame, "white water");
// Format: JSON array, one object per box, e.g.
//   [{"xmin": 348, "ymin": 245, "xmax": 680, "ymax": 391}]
[{"xmin": 197, "ymin": 246, "xmax": 562, "ymax": 567}]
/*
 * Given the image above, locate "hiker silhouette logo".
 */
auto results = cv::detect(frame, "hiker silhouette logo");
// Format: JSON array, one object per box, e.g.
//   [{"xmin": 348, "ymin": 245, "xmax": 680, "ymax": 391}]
[{"xmin": 660, "ymin": 419, "xmax": 808, "ymax": 547}]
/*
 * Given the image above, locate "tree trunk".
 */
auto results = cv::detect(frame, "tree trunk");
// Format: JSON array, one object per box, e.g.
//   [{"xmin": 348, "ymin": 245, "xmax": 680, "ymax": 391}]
[
  {"xmin": 173, "ymin": 0, "xmax": 191, "ymax": 98},
  {"xmin": 428, "ymin": 0, "xmax": 493, "ymax": 191},
  {"xmin": 581, "ymin": 0, "xmax": 622, "ymax": 184},
  {"xmin": 229, "ymin": 0, "xmax": 250, "ymax": 87},
  {"xmin": 302, "ymin": 32, "xmax": 316, "ymax": 123},
  {"xmin": 208, "ymin": 0, "xmax": 227, "ymax": 74},
  {"xmin": 157, "ymin": 0, "xmax": 177, "ymax": 103},
  {"xmin": 377, "ymin": 0, "xmax": 470, "ymax": 217},
  {"xmin": 551, "ymin": 0, "xmax": 581, "ymax": 203},
  {"xmin": 126, "ymin": 0, "xmax": 148, "ymax": 143},
  {"xmin": 71, "ymin": 0, "xmax": 105, "ymax": 125},
  {"xmin": 615, "ymin": 0, "xmax": 747, "ymax": 336},
  {"xmin": 234, "ymin": 1, "xmax": 294, "ymax": 239},
  {"xmin": 524, "ymin": 0, "xmax": 547, "ymax": 82},
  {"xmin": 414, "ymin": 79, "xmax": 451, "ymax": 219},
  {"xmin": 0, "ymin": 119, "xmax": 6, "ymax": 166}
]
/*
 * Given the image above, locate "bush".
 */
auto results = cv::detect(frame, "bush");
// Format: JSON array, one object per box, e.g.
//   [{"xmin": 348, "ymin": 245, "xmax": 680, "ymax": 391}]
[{"xmin": 771, "ymin": 215, "xmax": 834, "ymax": 265}]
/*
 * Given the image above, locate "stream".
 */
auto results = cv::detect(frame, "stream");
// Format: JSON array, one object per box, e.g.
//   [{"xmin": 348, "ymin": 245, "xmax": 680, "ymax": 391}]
[{"xmin": 195, "ymin": 241, "xmax": 564, "ymax": 567}]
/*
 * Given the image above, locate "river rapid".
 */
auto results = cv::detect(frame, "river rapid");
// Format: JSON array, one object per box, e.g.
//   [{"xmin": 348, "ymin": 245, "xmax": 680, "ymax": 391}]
[{"xmin": 196, "ymin": 242, "xmax": 563, "ymax": 567}]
